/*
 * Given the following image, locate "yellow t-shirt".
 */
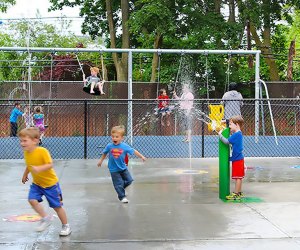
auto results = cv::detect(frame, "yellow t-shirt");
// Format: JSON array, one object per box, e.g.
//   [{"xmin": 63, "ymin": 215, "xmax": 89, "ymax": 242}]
[{"xmin": 24, "ymin": 147, "xmax": 58, "ymax": 188}]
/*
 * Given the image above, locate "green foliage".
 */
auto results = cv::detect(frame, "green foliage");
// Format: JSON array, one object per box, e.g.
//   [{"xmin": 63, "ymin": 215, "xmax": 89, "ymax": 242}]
[
  {"xmin": 0, "ymin": 19, "xmax": 98, "ymax": 81},
  {"xmin": 2, "ymin": 0, "xmax": 300, "ymax": 94},
  {"xmin": 0, "ymin": 0, "xmax": 15, "ymax": 12}
]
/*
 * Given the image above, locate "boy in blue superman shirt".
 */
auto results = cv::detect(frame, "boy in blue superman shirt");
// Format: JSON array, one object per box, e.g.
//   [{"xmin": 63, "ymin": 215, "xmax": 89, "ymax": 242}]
[
  {"xmin": 97, "ymin": 125, "xmax": 146, "ymax": 203},
  {"xmin": 218, "ymin": 115, "xmax": 245, "ymax": 200}
]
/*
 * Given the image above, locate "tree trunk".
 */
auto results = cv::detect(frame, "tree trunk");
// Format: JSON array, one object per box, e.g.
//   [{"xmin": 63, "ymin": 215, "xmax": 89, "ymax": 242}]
[
  {"xmin": 228, "ymin": 0, "xmax": 235, "ymax": 23},
  {"xmin": 106, "ymin": 0, "xmax": 129, "ymax": 82},
  {"xmin": 246, "ymin": 19, "xmax": 253, "ymax": 68},
  {"xmin": 287, "ymin": 40, "xmax": 295, "ymax": 81},
  {"xmin": 214, "ymin": 0, "xmax": 222, "ymax": 13},
  {"xmin": 249, "ymin": 23, "xmax": 280, "ymax": 81},
  {"xmin": 150, "ymin": 34, "xmax": 163, "ymax": 82},
  {"xmin": 119, "ymin": 0, "xmax": 129, "ymax": 81}
]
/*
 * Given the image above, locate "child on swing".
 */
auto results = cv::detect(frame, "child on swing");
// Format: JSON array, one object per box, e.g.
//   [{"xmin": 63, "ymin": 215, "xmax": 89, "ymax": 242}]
[
  {"xmin": 83, "ymin": 67, "xmax": 105, "ymax": 95},
  {"xmin": 33, "ymin": 106, "xmax": 45, "ymax": 145},
  {"xmin": 157, "ymin": 88, "xmax": 171, "ymax": 126}
]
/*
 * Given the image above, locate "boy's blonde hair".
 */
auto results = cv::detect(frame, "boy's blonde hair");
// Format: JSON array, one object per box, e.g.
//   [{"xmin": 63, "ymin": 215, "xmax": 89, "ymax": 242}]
[
  {"xmin": 90, "ymin": 67, "xmax": 100, "ymax": 74},
  {"xmin": 18, "ymin": 127, "xmax": 40, "ymax": 139},
  {"xmin": 34, "ymin": 106, "xmax": 43, "ymax": 113},
  {"xmin": 111, "ymin": 125, "xmax": 125, "ymax": 136},
  {"xmin": 230, "ymin": 115, "xmax": 244, "ymax": 129}
]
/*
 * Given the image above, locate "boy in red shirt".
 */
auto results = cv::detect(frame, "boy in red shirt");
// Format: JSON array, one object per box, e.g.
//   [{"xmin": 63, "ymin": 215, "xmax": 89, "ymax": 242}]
[{"xmin": 157, "ymin": 89, "xmax": 171, "ymax": 126}]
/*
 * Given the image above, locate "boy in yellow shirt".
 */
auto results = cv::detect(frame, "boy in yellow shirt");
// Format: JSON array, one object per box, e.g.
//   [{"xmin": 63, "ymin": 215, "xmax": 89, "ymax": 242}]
[{"xmin": 19, "ymin": 127, "xmax": 71, "ymax": 236}]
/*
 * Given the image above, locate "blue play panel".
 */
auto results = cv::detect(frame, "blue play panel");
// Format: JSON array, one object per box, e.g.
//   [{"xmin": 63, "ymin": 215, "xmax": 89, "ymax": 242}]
[{"xmin": 0, "ymin": 135, "xmax": 299, "ymax": 159}]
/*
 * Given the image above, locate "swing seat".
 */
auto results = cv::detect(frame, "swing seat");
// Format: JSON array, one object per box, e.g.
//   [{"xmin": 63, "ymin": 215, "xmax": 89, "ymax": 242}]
[{"xmin": 83, "ymin": 86, "xmax": 101, "ymax": 96}]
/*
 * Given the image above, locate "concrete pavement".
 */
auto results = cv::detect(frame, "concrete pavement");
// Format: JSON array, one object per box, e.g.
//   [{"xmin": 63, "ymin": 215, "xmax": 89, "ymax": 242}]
[{"xmin": 1, "ymin": 157, "xmax": 300, "ymax": 249}]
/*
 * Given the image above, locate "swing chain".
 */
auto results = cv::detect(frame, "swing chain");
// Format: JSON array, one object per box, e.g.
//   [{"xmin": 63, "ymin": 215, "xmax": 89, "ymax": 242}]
[
  {"xmin": 225, "ymin": 53, "xmax": 232, "ymax": 93},
  {"xmin": 205, "ymin": 53, "xmax": 209, "ymax": 99}
]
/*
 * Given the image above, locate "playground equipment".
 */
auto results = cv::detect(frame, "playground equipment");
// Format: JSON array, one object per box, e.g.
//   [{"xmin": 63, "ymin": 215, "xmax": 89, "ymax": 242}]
[
  {"xmin": 219, "ymin": 127, "xmax": 230, "ymax": 200},
  {"xmin": 0, "ymin": 47, "xmax": 262, "ymax": 145},
  {"xmin": 207, "ymin": 104, "xmax": 225, "ymax": 132}
]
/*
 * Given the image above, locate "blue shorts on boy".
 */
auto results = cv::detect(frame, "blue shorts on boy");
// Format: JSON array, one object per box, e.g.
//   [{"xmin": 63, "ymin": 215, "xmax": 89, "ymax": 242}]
[
  {"xmin": 24, "ymin": 147, "xmax": 63, "ymax": 207},
  {"xmin": 29, "ymin": 182, "xmax": 63, "ymax": 208}
]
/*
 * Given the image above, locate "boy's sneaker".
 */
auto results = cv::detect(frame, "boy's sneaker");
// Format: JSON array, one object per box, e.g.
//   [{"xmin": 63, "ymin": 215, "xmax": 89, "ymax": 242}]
[
  {"xmin": 59, "ymin": 224, "xmax": 72, "ymax": 236},
  {"xmin": 36, "ymin": 215, "xmax": 52, "ymax": 232},
  {"xmin": 226, "ymin": 192, "xmax": 241, "ymax": 200},
  {"xmin": 238, "ymin": 192, "xmax": 244, "ymax": 198},
  {"xmin": 121, "ymin": 197, "xmax": 129, "ymax": 203}
]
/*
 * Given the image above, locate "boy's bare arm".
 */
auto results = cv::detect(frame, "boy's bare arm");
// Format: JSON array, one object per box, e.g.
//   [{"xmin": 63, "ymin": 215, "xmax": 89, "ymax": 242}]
[
  {"xmin": 97, "ymin": 154, "xmax": 107, "ymax": 167},
  {"xmin": 22, "ymin": 167, "xmax": 30, "ymax": 184},
  {"xmin": 134, "ymin": 150, "xmax": 146, "ymax": 161}
]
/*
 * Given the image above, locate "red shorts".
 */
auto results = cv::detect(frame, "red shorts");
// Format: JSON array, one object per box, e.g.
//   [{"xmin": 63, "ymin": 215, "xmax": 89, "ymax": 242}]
[{"xmin": 232, "ymin": 159, "xmax": 245, "ymax": 179}]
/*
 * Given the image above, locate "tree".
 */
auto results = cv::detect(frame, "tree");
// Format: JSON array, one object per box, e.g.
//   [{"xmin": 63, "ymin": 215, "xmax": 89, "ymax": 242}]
[
  {"xmin": 0, "ymin": 0, "xmax": 15, "ymax": 12},
  {"xmin": 49, "ymin": 0, "xmax": 131, "ymax": 82},
  {"xmin": 236, "ymin": 0, "xmax": 300, "ymax": 81},
  {"xmin": 129, "ymin": 0, "xmax": 176, "ymax": 82},
  {"xmin": 0, "ymin": 19, "xmax": 96, "ymax": 81}
]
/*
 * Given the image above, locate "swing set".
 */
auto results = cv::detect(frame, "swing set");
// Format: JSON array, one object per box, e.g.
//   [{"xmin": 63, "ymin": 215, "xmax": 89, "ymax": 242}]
[{"xmin": 1, "ymin": 46, "xmax": 276, "ymax": 144}]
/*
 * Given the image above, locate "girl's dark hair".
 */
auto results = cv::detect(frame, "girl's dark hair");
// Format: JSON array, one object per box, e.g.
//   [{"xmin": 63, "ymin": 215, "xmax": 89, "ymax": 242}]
[{"xmin": 159, "ymin": 89, "xmax": 166, "ymax": 95}]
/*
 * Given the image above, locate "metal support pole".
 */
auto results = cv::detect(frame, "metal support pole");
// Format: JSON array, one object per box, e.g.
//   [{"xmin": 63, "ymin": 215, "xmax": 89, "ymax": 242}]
[
  {"xmin": 0, "ymin": 47, "xmax": 261, "ymax": 55},
  {"xmin": 219, "ymin": 127, "xmax": 230, "ymax": 200},
  {"xmin": 84, "ymin": 100, "xmax": 88, "ymax": 159},
  {"xmin": 255, "ymin": 52, "xmax": 260, "ymax": 143},
  {"xmin": 259, "ymin": 83, "xmax": 265, "ymax": 135},
  {"xmin": 201, "ymin": 101, "xmax": 205, "ymax": 158},
  {"xmin": 127, "ymin": 51, "xmax": 133, "ymax": 145}
]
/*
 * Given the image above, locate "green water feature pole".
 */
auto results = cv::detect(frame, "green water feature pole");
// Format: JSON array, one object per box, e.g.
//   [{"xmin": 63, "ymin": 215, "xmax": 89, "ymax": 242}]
[{"xmin": 219, "ymin": 127, "xmax": 230, "ymax": 200}]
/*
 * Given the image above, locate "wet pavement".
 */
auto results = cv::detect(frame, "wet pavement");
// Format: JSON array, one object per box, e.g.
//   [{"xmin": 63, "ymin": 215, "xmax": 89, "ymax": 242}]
[{"xmin": 1, "ymin": 157, "xmax": 300, "ymax": 249}]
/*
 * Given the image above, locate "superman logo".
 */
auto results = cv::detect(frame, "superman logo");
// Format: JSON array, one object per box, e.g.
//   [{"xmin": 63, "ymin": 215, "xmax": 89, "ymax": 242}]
[{"xmin": 111, "ymin": 148, "xmax": 124, "ymax": 159}]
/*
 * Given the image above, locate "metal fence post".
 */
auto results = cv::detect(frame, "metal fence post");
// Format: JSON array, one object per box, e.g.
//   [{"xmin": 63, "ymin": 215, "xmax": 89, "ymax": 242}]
[
  {"xmin": 201, "ymin": 101, "xmax": 205, "ymax": 158},
  {"xmin": 219, "ymin": 127, "xmax": 230, "ymax": 200},
  {"xmin": 255, "ymin": 51, "xmax": 260, "ymax": 143},
  {"xmin": 128, "ymin": 51, "xmax": 133, "ymax": 145},
  {"xmin": 84, "ymin": 100, "xmax": 88, "ymax": 159}
]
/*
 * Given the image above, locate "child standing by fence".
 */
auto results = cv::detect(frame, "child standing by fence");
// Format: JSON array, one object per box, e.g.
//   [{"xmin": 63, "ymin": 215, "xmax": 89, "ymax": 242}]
[
  {"xmin": 33, "ymin": 106, "xmax": 45, "ymax": 145},
  {"xmin": 9, "ymin": 102, "xmax": 23, "ymax": 137}
]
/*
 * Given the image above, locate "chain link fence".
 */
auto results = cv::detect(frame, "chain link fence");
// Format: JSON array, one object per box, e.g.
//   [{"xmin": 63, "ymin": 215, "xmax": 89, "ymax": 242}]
[{"xmin": 0, "ymin": 98, "xmax": 299, "ymax": 159}]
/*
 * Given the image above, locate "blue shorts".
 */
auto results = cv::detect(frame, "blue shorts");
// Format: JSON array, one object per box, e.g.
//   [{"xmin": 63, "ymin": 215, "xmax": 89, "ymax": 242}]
[
  {"xmin": 158, "ymin": 107, "xmax": 170, "ymax": 114},
  {"xmin": 28, "ymin": 183, "xmax": 63, "ymax": 208}
]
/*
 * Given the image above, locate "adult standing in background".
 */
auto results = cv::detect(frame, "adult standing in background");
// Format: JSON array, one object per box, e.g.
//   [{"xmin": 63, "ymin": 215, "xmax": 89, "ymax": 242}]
[{"xmin": 221, "ymin": 82, "xmax": 243, "ymax": 126}]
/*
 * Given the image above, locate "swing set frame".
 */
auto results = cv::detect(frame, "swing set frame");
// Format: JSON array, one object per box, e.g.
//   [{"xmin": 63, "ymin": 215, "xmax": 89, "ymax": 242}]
[{"xmin": 0, "ymin": 47, "xmax": 262, "ymax": 144}]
